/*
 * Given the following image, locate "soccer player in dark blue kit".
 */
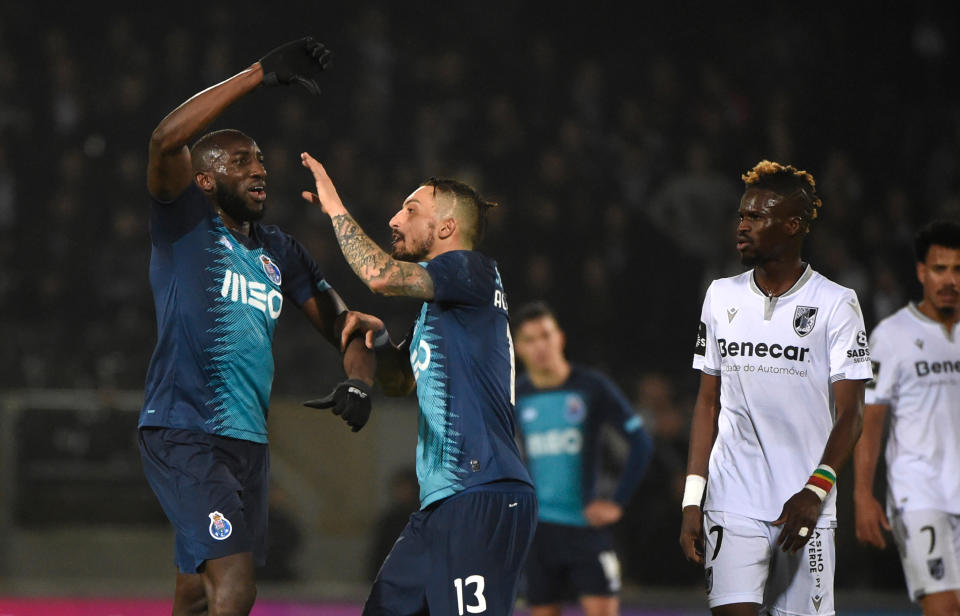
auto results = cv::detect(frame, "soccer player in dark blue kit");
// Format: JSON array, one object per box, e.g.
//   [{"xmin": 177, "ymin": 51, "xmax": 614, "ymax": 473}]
[
  {"xmin": 513, "ymin": 302, "xmax": 653, "ymax": 616},
  {"xmin": 138, "ymin": 38, "xmax": 374, "ymax": 616},
  {"xmin": 298, "ymin": 152, "xmax": 537, "ymax": 615}
]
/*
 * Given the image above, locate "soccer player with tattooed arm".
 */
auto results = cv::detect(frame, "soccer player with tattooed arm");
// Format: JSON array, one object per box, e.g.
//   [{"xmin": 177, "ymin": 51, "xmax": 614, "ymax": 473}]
[
  {"xmin": 678, "ymin": 161, "xmax": 872, "ymax": 616},
  {"xmin": 138, "ymin": 38, "xmax": 374, "ymax": 616},
  {"xmin": 299, "ymin": 153, "xmax": 536, "ymax": 615}
]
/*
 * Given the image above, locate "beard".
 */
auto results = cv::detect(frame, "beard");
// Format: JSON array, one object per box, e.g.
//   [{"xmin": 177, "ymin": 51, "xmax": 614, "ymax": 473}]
[
  {"xmin": 215, "ymin": 179, "xmax": 265, "ymax": 223},
  {"xmin": 391, "ymin": 226, "xmax": 435, "ymax": 262}
]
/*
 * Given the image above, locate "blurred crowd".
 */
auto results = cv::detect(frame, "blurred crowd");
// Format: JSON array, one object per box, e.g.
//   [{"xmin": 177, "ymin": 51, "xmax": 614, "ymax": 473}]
[{"xmin": 0, "ymin": 1, "xmax": 957, "ymax": 588}]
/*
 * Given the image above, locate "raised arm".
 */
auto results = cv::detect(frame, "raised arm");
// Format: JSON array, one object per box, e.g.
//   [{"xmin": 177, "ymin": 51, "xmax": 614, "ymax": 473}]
[
  {"xmin": 299, "ymin": 153, "xmax": 434, "ymax": 300},
  {"xmin": 148, "ymin": 65, "xmax": 264, "ymax": 201},
  {"xmin": 148, "ymin": 37, "xmax": 331, "ymax": 201},
  {"xmin": 679, "ymin": 372, "xmax": 721, "ymax": 565}
]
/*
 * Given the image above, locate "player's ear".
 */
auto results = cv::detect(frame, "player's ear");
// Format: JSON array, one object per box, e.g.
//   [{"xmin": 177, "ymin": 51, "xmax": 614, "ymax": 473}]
[
  {"xmin": 195, "ymin": 171, "xmax": 215, "ymax": 192},
  {"xmin": 916, "ymin": 261, "xmax": 926, "ymax": 286},
  {"xmin": 438, "ymin": 217, "xmax": 456, "ymax": 240}
]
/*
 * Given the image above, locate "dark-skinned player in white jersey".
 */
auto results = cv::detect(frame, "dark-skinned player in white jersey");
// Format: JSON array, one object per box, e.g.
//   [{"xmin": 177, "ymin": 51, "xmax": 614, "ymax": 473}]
[{"xmin": 679, "ymin": 161, "xmax": 871, "ymax": 616}]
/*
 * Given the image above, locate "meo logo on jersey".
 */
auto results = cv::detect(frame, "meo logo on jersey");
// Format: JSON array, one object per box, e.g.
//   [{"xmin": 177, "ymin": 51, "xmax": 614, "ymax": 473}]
[
  {"xmin": 208, "ymin": 511, "xmax": 232, "ymax": 540},
  {"xmin": 221, "ymin": 269, "xmax": 283, "ymax": 319},
  {"xmin": 526, "ymin": 427, "xmax": 582, "ymax": 457}
]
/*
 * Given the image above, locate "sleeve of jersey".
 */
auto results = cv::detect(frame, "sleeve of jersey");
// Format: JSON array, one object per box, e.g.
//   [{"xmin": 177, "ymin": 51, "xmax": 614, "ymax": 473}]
[
  {"xmin": 148, "ymin": 184, "xmax": 209, "ymax": 245},
  {"xmin": 864, "ymin": 325, "xmax": 895, "ymax": 405},
  {"xmin": 424, "ymin": 251, "xmax": 491, "ymax": 306},
  {"xmin": 597, "ymin": 376, "xmax": 654, "ymax": 506},
  {"xmin": 692, "ymin": 283, "xmax": 720, "ymax": 375},
  {"xmin": 279, "ymin": 234, "xmax": 333, "ymax": 307},
  {"xmin": 827, "ymin": 291, "xmax": 874, "ymax": 382}
]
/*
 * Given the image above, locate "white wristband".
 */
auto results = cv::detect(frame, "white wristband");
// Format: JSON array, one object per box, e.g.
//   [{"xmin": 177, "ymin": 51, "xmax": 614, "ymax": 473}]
[
  {"xmin": 804, "ymin": 483, "xmax": 828, "ymax": 502},
  {"xmin": 682, "ymin": 474, "xmax": 707, "ymax": 510}
]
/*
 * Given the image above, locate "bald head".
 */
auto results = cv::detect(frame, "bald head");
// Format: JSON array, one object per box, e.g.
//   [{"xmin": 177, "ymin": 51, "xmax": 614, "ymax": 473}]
[{"xmin": 191, "ymin": 129, "xmax": 256, "ymax": 174}]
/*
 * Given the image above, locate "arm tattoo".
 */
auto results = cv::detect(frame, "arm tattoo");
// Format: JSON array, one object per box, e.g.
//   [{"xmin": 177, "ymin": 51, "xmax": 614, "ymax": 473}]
[{"xmin": 330, "ymin": 213, "xmax": 434, "ymax": 300}]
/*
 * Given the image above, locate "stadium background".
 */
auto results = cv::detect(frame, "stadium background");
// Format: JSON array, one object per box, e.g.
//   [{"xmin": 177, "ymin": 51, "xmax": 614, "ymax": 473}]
[{"xmin": 0, "ymin": 1, "xmax": 957, "ymax": 613}]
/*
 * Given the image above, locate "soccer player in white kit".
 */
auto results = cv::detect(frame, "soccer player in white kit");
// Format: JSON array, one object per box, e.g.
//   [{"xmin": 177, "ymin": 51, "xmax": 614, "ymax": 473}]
[
  {"xmin": 679, "ymin": 161, "xmax": 873, "ymax": 616},
  {"xmin": 854, "ymin": 221, "xmax": 960, "ymax": 616}
]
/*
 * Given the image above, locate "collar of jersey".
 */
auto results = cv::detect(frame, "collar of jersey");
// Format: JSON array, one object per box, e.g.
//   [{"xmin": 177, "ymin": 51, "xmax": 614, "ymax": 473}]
[
  {"xmin": 215, "ymin": 216, "xmax": 260, "ymax": 252},
  {"xmin": 907, "ymin": 301, "xmax": 958, "ymax": 341},
  {"xmin": 748, "ymin": 263, "xmax": 813, "ymax": 298}
]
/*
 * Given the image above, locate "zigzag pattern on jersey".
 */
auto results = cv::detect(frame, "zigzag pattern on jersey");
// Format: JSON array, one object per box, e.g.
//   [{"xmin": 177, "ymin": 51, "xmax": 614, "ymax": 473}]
[
  {"xmin": 413, "ymin": 305, "xmax": 465, "ymax": 503},
  {"xmin": 202, "ymin": 227, "xmax": 275, "ymax": 442}
]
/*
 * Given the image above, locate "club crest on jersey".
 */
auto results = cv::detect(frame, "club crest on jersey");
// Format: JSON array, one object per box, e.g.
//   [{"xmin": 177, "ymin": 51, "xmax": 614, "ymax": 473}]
[
  {"xmin": 793, "ymin": 306, "xmax": 818, "ymax": 337},
  {"xmin": 705, "ymin": 566, "xmax": 713, "ymax": 594},
  {"xmin": 260, "ymin": 255, "xmax": 282, "ymax": 286},
  {"xmin": 928, "ymin": 557, "xmax": 945, "ymax": 580},
  {"xmin": 565, "ymin": 394, "xmax": 586, "ymax": 424},
  {"xmin": 208, "ymin": 511, "xmax": 232, "ymax": 541}
]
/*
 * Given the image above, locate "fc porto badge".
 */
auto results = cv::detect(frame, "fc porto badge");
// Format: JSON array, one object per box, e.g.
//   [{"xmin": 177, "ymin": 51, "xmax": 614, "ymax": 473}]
[
  {"xmin": 260, "ymin": 255, "xmax": 282, "ymax": 286},
  {"xmin": 208, "ymin": 511, "xmax": 232, "ymax": 541},
  {"xmin": 793, "ymin": 306, "xmax": 818, "ymax": 337},
  {"xmin": 705, "ymin": 566, "xmax": 713, "ymax": 594},
  {"xmin": 565, "ymin": 394, "xmax": 586, "ymax": 424}
]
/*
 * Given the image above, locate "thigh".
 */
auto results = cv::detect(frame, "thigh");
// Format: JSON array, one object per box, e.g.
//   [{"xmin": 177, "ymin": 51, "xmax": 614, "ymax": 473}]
[
  {"xmin": 893, "ymin": 509, "xmax": 960, "ymax": 601},
  {"xmin": 426, "ymin": 487, "xmax": 538, "ymax": 616},
  {"xmin": 363, "ymin": 513, "xmax": 429, "ymax": 616},
  {"xmin": 526, "ymin": 523, "xmax": 575, "ymax": 606},
  {"xmin": 702, "ymin": 511, "xmax": 771, "ymax": 609},
  {"xmin": 765, "ymin": 526, "xmax": 835, "ymax": 616},
  {"xmin": 568, "ymin": 529, "xmax": 621, "ymax": 598},
  {"xmin": 139, "ymin": 428, "xmax": 255, "ymax": 573}
]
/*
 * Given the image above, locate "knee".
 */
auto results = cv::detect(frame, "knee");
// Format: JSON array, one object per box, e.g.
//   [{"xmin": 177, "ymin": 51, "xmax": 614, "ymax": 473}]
[{"xmin": 208, "ymin": 580, "xmax": 256, "ymax": 616}]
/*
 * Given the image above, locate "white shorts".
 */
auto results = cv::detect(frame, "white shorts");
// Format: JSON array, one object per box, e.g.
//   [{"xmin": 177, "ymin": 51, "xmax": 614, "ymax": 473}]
[
  {"xmin": 703, "ymin": 511, "xmax": 835, "ymax": 616},
  {"xmin": 891, "ymin": 508, "xmax": 960, "ymax": 601}
]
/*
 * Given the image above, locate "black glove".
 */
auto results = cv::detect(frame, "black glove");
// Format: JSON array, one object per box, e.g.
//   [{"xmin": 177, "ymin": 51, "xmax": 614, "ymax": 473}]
[
  {"xmin": 259, "ymin": 37, "xmax": 332, "ymax": 95},
  {"xmin": 303, "ymin": 379, "xmax": 371, "ymax": 432}
]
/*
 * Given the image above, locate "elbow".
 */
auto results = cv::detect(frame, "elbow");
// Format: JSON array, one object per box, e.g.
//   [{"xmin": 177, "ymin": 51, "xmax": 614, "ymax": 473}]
[
  {"xmin": 149, "ymin": 125, "xmax": 182, "ymax": 155},
  {"xmin": 367, "ymin": 277, "xmax": 402, "ymax": 297}
]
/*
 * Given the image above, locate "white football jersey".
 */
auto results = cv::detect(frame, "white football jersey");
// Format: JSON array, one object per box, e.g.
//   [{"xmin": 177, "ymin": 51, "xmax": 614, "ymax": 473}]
[
  {"xmin": 865, "ymin": 303, "xmax": 960, "ymax": 515},
  {"xmin": 693, "ymin": 265, "xmax": 872, "ymax": 525}
]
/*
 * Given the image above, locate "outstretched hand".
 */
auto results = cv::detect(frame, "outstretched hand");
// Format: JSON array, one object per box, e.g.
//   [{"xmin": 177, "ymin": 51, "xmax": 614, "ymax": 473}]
[
  {"xmin": 772, "ymin": 488, "xmax": 821, "ymax": 554},
  {"xmin": 301, "ymin": 152, "xmax": 346, "ymax": 216}
]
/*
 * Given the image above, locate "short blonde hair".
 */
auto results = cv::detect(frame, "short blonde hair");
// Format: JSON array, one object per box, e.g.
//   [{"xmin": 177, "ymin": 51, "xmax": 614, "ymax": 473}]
[{"xmin": 742, "ymin": 160, "xmax": 822, "ymax": 225}]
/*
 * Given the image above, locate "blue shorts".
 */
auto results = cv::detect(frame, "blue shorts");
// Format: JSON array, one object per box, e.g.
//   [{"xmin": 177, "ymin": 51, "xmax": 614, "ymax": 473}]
[
  {"xmin": 364, "ymin": 481, "xmax": 537, "ymax": 616},
  {"xmin": 525, "ymin": 521, "xmax": 621, "ymax": 605},
  {"xmin": 138, "ymin": 428, "xmax": 269, "ymax": 574}
]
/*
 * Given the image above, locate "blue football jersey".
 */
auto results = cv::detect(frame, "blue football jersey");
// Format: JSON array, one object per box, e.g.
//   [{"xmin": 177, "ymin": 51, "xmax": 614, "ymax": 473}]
[
  {"xmin": 140, "ymin": 184, "xmax": 328, "ymax": 443},
  {"xmin": 516, "ymin": 366, "xmax": 652, "ymax": 526},
  {"xmin": 407, "ymin": 250, "xmax": 532, "ymax": 508}
]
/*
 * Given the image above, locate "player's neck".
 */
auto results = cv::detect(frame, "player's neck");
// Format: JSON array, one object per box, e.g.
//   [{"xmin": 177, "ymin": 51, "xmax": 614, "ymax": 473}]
[
  {"xmin": 753, "ymin": 258, "xmax": 806, "ymax": 297},
  {"xmin": 916, "ymin": 299, "xmax": 959, "ymax": 330},
  {"xmin": 218, "ymin": 208, "xmax": 251, "ymax": 237},
  {"xmin": 528, "ymin": 359, "xmax": 571, "ymax": 389}
]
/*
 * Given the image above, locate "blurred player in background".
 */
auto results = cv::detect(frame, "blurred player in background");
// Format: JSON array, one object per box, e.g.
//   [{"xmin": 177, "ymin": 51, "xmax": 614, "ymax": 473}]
[
  {"xmin": 512, "ymin": 301, "xmax": 653, "ymax": 616},
  {"xmin": 138, "ymin": 38, "xmax": 374, "ymax": 616},
  {"xmin": 679, "ymin": 161, "xmax": 871, "ymax": 616},
  {"xmin": 299, "ymin": 153, "xmax": 536, "ymax": 615},
  {"xmin": 854, "ymin": 221, "xmax": 960, "ymax": 615}
]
